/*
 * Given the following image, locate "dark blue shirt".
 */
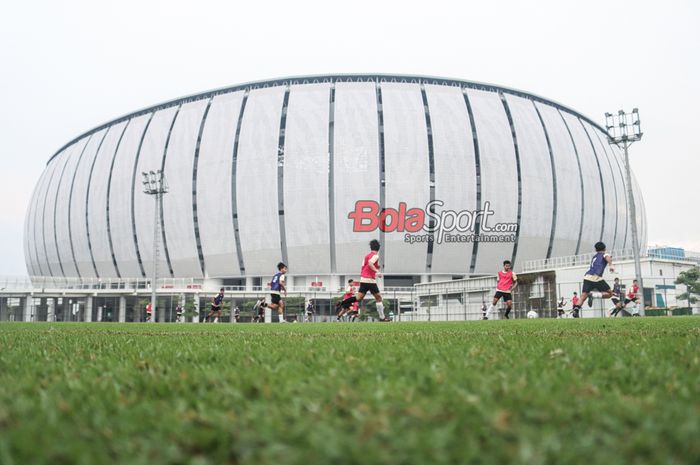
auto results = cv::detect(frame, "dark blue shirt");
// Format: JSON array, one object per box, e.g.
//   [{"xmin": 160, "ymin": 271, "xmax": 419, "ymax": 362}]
[
  {"xmin": 271, "ymin": 272, "xmax": 284, "ymax": 293},
  {"xmin": 585, "ymin": 252, "xmax": 609, "ymax": 279}
]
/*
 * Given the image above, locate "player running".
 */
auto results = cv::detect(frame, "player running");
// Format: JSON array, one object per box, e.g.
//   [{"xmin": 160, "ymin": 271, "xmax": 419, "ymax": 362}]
[
  {"xmin": 572, "ymin": 242, "xmax": 615, "ymax": 317},
  {"xmin": 252, "ymin": 297, "xmax": 266, "ymax": 323},
  {"xmin": 339, "ymin": 239, "xmax": 390, "ymax": 321},
  {"xmin": 205, "ymin": 288, "xmax": 225, "ymax": 322},
  {"xmin": 609, "ymin": 278, "xmax": 623, "ymax": 316},
  {"xmin": 262, "ymin": 262, "xmax": 287, "ymax": 323},
  {"xmin": 336, "ymin": 279, "xmax": 356, "ymax": 321},
  {"xmin": 624, "ymin": 279, "xmax": 641, "ymax": 316},
  {"xmin": 486, "ymin": 260, "xmax": 518, "ymax": 319}
]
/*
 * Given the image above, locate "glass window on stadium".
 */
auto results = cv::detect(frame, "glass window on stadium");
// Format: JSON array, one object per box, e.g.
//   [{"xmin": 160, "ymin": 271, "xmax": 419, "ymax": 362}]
[
  {"xmin": 383, "ymin": 275, "xmax": 421, "ymax": 288},
  {"xmin": 0, "ymin": 297, "xmax": 23, "ymax": 321}
]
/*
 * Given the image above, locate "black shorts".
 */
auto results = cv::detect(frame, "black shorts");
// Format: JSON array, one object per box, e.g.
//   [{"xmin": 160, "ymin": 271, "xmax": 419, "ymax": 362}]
[
  {"xmin": 611, "ymin": 297, "xmax": 621, "ymax": 305},
  {"xmin": 624, "ymin": 297, "xmax": 637, "ymax": 305},
  {"xmin": 493, "ymin": 291, "xmax": 513, "ymax": 302},
  {"xmin": 211, "ymin": 305, "xmax": 221, "ymax": 312},
  {"xmin": 582, "ymin": 279, "xmax": 610, "ymax": 293},
  {"xmin": 270, "ymin": 294, "xmax": 282, "ymax": 305},
  {"xmin": 358, "ymin": 282, "xmax": 380, "ymax": 295}
]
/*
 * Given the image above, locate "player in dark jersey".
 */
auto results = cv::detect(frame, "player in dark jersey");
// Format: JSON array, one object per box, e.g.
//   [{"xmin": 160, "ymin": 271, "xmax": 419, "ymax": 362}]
[
  {"xmin": 339, "ymin": 239, "xmax": 390, "ymax": 321},
  {"xmin": 609, "ymin": 278, "xmax": 623, "ymax": 316},
  {"xmin": 262, "ymin": 262, "xmax": 287, "ymax": 323},
  {"xmin": 205, "ymin": 288, "xmax": 225, "ymax": 323},
  {"xmin": 252, "ymin": 297, "xmax": 266, "ymax": 323},
  {"xmin": 573, "ymin": 242, "xmax": 615, "ymax": 318}
]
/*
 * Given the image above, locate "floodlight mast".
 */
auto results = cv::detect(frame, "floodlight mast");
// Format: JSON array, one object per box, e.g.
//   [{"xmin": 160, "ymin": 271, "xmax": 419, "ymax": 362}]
[
  {"xmin": 141, "ymin": 170, "xmax": 169, "ymax": 322},
  {"xmin": 605, "ymin": 109, "xmax": 644, "ymax": 315}
]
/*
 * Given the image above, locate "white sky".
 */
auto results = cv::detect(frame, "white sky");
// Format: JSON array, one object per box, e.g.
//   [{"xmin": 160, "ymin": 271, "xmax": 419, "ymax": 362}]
[{"xmin": 1, "ymin": 0, "xmax": 698, "ymax": 276}]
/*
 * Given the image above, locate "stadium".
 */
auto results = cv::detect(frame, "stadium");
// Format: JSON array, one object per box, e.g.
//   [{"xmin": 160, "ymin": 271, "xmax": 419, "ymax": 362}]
[{"xmin": 24, "ymin": 74, "xmax": 647, "ymax": 291}]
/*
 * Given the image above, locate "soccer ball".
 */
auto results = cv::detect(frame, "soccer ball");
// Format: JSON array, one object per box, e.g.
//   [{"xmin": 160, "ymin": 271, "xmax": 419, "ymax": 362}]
[{"xmin": 526, "ymin": 310, "xmax": 539, "ymax": 319}]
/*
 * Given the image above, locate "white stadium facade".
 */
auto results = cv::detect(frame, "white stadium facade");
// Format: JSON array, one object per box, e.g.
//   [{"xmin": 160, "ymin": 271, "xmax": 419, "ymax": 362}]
[{"xmin": 24, "ymin": 74, "xmax": 647, "ymax": 290}]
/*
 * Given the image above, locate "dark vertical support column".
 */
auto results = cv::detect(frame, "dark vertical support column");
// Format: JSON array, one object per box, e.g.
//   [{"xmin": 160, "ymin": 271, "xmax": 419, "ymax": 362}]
[
  {"xmin": 130, "ymin": 112, "xmax": 156, "ymax": 278},
  {"xmin": 85, "ymin": 128, "xmax": 111, "ymax": 278},
  {"xmin": 499, "ymin": 92, "xmax": 523, "ymax": 267},
  {"xmin": 579, "ymin": 119, "xmax": 607, "ymax": 243},
  {"xmin": 375, "ymin": 81, "xmax": 387, "ymax": 255},
  {"xmin": 420, "ymin": 83, "xmax": 436, "ymax": 276},
  {"xmin": 231, "ymin": 90, "xmax": 250, "ymax": 275},
  {"xmin": 328, "ymin": 84, "xmax": 337, "ymax": 274},
  {"xmin": 462, "ymin": 89, "xmax": 481, "ymax": 275},
  {"xmin": 277, "ymin": 86, "xmax": 291, "ymax": 265},
  {"xmin": 67, "ymin": 135, "xmax": 93, "ymax": 279},
  {"xmin": 159, "ymin": 105, "xmax": 182, "ymax": 278},
  {"xmin": 192, "ymin": 98, "xmax": 214, "ymax": 277},
  {"xmin": 533, "ymin": 102, "xmax": 558, "ymax": 260},
  {"xmin": 105, "ymin": 120, "xmax": 131, "ymax": 278},
  {"xmin": 558, "ymin": 109, "xmax": 585, "ymax": 255}
]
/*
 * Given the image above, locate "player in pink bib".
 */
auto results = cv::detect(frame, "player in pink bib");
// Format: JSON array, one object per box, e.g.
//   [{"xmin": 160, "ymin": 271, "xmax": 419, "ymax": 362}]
[
  {"xmin": 339, "ymin": 239, "xmax": 390, "ymax": 321},
  {"xmin": 486, "ymin": 260, "xmax": 518, "ymax": 319}
]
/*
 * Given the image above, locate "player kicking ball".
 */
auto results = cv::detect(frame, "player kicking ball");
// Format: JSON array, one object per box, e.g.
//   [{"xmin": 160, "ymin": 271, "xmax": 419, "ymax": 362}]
[
  {"xmin": 573, "ymin": 242, "xmax": 615, "ymax": 318},
  {"xmin": 486, "ymin": 260, "xmax": 518, "ymax": 319},
  {"xmin": 339, "ymin": 239, "xmax": 390, "ymax": 322},
  {"xmin": 262, "ymin": 262, "xmax": 287, "ymax": 323},
  {"xmin": 205, "ymin": 288, "xmax": 225, "ymax": 323},
  {"xmin": 336, "ymin": 279, "xmax": 356, "ymax": 321}
]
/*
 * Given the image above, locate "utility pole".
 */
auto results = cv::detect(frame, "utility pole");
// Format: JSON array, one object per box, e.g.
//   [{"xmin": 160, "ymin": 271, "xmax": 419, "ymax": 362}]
[
  {"xmin": 605, "ymin": 109, "xmax": 645, "ymax": 315},
  {"xmin": 142, "ymin": 170, "xmax": 169, "ymax": 322}
]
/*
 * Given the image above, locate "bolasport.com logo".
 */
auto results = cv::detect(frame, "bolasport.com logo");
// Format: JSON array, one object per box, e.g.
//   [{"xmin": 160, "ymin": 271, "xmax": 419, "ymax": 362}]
[{"xmin": 348, "ymin": 200, "xmax": 518, "ymax": 244}]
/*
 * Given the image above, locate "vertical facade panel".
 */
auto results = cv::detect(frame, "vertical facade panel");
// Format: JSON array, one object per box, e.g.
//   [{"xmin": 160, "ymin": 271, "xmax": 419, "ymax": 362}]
[
  {"xmin": 162, "ymin": 99, "xmax": 209, "ymax": 277},
  {"xmin": 381, "ymin": 83, "xmax": 430, "ymax": 274},
  {"xmin": 54, "ymin": 137, "xmax": 90, "ymax": 278},
  {"xmin": 631, "ymin": 172, "xmax": 646, "ymax": 250},
  {"xmin": 283, "ymin": 83, "xmax": 331, "ymax": 275},
  {"xmin": 561, "ymin": 112, "xmax": 603, "ymax": 252},
  {"xmin": 609, "ymin": 144, "xmax": 630, "ymax": 250},
  {"xmin": 236, "ymin": 86, "xmax": 286, "ymax": 276},
  {"xmin": 134, "ymin": 107, "xmax": 179, "ymax": 277},
  {"xmin": 466, "ymin": 89, "xmax": 518, "ymax": 274},
  {"xmin": 535, "ymin": 103, "xmax": 581, "ymax": 258},
  {"xmin": 26, "ymin": 166, "xmax": 52, "ymax": 276},
  {"xmin": 424, "ymin": 84, "xmax": 476, "ymax": 274},
  {"xmin": 35, "ymin": 157, "xmax": 63, "ymax": 276},
  {"xmin": 43, "ymin": 146, "xmax": 75, "ymax": 276},
  {"xmin": 109, "ymin": 114, "xmax": 151, "ymax": 278},
  {"xmin": 584, "ymin": 122, "xmax": 619, "ymax": 251},
  {"xmin": 504, "ymin": 94, "xmax": 554, "ymax": 266},
  {"xmin": 70, "ymin": 128, "xmax": 109, "ymax": 278},
  {"xmin": 87, "ymin": 121, "xmax": 128, "ymax": 278},
  {"xmin": 333, "ymin": 82, "xmax": 380, "ymax": 275},
  {"xmin": 197, "ymin": 92, "xmax": 244, "ymax": 278}
]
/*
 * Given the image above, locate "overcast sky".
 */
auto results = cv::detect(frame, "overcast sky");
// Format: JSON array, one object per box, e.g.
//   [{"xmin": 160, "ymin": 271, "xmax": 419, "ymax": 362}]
[{"xmin": 1, "ymin": 0, "xmax": 698, "ymax": 276}]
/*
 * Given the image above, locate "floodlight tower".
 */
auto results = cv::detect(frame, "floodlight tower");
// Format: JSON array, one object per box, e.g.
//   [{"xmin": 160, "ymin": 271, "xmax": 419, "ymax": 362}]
[
  {"xmin": 605, "ymin": 109, "xmax": 645, "ymax": 315},
  {"xmin": 142, "ymin": 170, "xmax": 169, "ymax": 322}
]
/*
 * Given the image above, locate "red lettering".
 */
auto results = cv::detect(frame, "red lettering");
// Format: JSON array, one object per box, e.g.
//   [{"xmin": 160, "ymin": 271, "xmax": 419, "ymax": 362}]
[
  {"xmin": 405, "ymin": 208, "xmax": 425, "ymax": 232},
  {"xmin": 348, "ymin": 200, "xmax": 380, "ymax": 232}
]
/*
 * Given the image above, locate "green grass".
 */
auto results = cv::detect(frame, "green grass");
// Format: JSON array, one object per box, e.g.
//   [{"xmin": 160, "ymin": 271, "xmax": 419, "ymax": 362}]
[{"xmin": 0, "ymin": 318, "xmax": 698, "ymax": 465}]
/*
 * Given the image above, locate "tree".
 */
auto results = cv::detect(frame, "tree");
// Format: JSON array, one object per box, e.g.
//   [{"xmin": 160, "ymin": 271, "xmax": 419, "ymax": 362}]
[{"xmin": 675, "ymin": 267, "xmax": 700, "ymax": 306}]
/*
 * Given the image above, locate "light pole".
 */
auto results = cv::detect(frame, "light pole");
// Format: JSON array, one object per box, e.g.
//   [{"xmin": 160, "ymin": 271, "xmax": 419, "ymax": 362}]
[
  {"xmin": 605, "ymin": 109, "xmax": 645, "ymax": 315},
  {"xmin": 142, "ymin": 170, "xmax": 169, "ymax": 323}
]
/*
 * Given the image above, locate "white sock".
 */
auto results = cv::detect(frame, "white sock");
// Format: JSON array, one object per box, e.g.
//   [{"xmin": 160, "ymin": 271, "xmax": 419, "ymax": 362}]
[
  {"xmin": 376, "ymin": 302, "xmax": 385, "ymax": 319},
  {"xmin": 487, "ymin": 304, "xmax": 496, "ymax": 316}
]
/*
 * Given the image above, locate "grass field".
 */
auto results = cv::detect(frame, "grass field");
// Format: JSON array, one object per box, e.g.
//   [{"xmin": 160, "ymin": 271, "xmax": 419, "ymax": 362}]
[{"xmin": 0, "ymin": 318, "xmax": 698, "ymax": 465}]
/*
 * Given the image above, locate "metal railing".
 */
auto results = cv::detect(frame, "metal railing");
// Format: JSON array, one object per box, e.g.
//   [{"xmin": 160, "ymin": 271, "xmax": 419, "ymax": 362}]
[{"xmin": 522, "ymin": 248, "xmax": 700, "ymax": 272}]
